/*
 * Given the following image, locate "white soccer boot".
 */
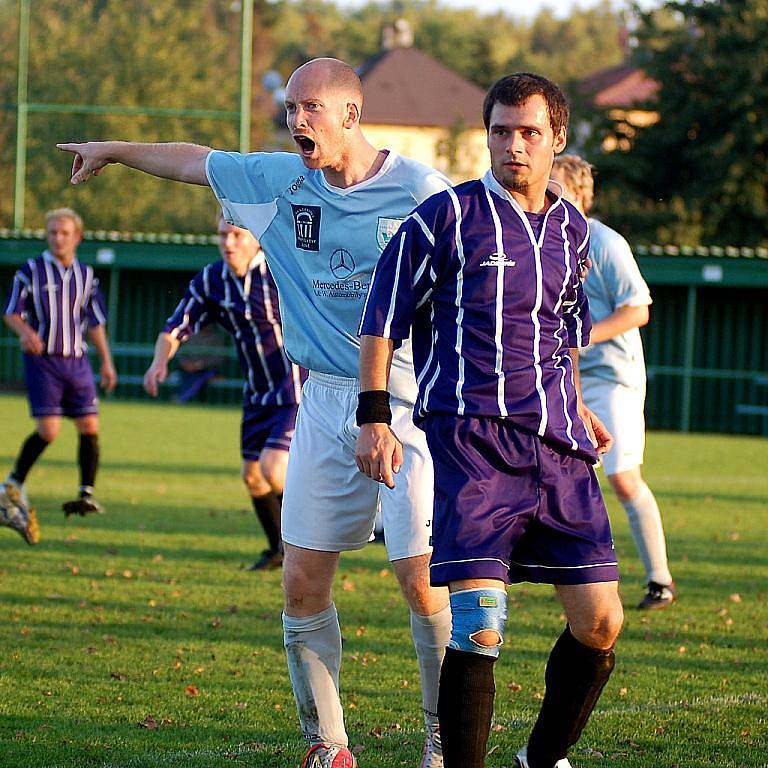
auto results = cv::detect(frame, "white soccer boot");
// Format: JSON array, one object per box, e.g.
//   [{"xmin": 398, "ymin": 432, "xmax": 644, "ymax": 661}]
[
  {"xmin": 419, "ymin": 720, "xmax": 443, "ymax": 767},
  {"xmin": 515, "ymin": 745, "xmax": 573, "ymax": 768}
]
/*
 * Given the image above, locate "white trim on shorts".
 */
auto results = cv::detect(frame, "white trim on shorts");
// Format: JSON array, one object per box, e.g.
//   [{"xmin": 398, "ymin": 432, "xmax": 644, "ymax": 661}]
[{"xmin": 281, "ymin": 371, "xmax": 434, "ymax": 561}]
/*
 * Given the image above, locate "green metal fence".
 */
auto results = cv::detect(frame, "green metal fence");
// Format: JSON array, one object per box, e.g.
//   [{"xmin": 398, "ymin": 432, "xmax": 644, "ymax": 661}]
[{"xmin": 1, "ymin": 232, "xmax": 767, "ymax": 434}]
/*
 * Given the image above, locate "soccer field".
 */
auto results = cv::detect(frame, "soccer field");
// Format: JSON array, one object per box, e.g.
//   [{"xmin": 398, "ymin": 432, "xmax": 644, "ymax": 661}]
[{"xmin": 0, "ymin": 394, "xmax": 765, "ymax": 768}]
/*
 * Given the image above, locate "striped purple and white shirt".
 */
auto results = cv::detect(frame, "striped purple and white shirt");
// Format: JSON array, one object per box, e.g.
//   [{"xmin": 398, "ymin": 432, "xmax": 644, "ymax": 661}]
[
  {"xmin": 3, "ymin": 250, "xmax": 108, "ymax": 358},
  {"xmin": 360, "ymin": 170, "xmax": 596, "ymax": 460},
  {"xmin": 164, "ymin": 253, "xmax": 304, "ymax": 407}
]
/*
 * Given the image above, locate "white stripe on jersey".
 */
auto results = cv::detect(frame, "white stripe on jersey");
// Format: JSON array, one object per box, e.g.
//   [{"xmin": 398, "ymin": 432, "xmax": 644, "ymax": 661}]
[
  {"xmin": 73, "ymin": 263, "xmax": 84, "ymax": 356},
  {"xmin": 43, "ymin": 259, "xmax": 57, "ymax": 355},
  {"xmin": 258, "ymin": 259, "xmax": 292, "ymax": 405},
  {"xmin": 502, "ymin": 196, "xmax": 549, "ymax": 435},
  {"xmin": 412, "ymin": 212, "xmax": 435, "ymax": 246},
  {"xmin": 447, "ymin": 187, "xmax": 467, "ymax": 416},
  {"xmin": 383, "ymin": 231, "xmax": 406, "ymax": 339},
  {"xmin": 554, "ymin": 210, "xmax": 577, "ymax": 451},
  {"xmin": 221, "ymin": 263, "xmax": 258, "ymax": 397},
  {"xmin": 61, "ymin": 270, "xmax": 72, "ymax": 356},
  {"xmin": 483, "ymin": 188, "xmax": 508, "ymax": 418},
  {"xmin": 90, "ymin": 273, "xmax": 107, "ymax": 327}
]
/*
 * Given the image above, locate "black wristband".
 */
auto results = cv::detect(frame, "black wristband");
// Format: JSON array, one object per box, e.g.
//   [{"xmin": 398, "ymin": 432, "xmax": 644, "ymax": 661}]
[{"xmin": 356, "ymin": 390, "xmax": 392, "ymax": 426}]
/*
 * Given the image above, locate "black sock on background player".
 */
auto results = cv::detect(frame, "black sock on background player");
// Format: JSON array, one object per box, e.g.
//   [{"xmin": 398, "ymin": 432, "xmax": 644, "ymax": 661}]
[
  {"xmin": 251, "ymin": 491, "xmax": 282, "ymax": 554},
  {"xmin": 11, "ymin": 432, "xmax": 50, "ymax": 484},
  {"xmin": 78, "ymin": 433, "xmax": 100, "ymax": 495},
  {"xmin": 438, "ymin": 647, "xmax": 497, "ymax": 768},
  {"xmin": 526, "ymin": 626, "xmax": 615, "ymax": 767}
]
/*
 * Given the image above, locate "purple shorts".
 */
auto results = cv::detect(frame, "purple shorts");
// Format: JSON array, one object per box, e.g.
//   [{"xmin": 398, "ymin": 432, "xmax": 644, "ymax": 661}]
[
  {"xmin": 241, "ymin": 402, "xmax": 298, "ymax": 461},
  {"xmin": 424, "ymin": 416, "xmax": 618, "ymax": 587},
  {"xmin": 24, "ymin": 354, "xmax": 99, "ymax": 418}
]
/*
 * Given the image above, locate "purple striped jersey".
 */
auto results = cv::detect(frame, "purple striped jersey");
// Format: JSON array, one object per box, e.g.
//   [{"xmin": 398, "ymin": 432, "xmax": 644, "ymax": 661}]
[
  {"xmin": 360, "ymin": 170, "xmax": 597, "ymax": 461},
  {"xmin": 164, "ymin": 254, "xmax": 304, "ymax": 406},
  {"xmin": 3, "ymin": 250, "xmax": 108, "ymax": 358}
]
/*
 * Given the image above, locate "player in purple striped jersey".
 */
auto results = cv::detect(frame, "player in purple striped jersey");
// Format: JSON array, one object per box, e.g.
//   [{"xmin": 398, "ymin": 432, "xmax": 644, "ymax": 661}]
[
  {"xmin": 144, "ymin": 213, "xmax": 306, "ymax": 570},
  {"xmin": 357, "ymin": 74, "xmax": 624, "ymax": 768},
  {"xmin": 1, "ymin": 208, "xmax": 117, "ymax": 542}
]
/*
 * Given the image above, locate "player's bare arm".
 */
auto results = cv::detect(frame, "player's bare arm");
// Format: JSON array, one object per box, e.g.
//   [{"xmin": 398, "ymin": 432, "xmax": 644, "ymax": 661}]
[
  {"xmin": 143, "ymin": 333, "xmax": 181, "ymax": 397},
  {"xmin": 570, "ymin": 348, "xmax": 613, "ymax": 455},
  {"xmin": 87, "ymin": 325, "xmax": 118, "ymax": 393},
  {"xmin": 56, "ymin": 141, "xmax": 212, "ymax": 186},
  {"xmin": 4, "ymin": 313, "xmax": 45, "ymax": 355},
  {"xmin": 589, "ymin": 304, "xmax": 649, "ymax": 344},
  {"xmin": 355, "ymin": 334, "xmax": 403, "ymax": 489}
]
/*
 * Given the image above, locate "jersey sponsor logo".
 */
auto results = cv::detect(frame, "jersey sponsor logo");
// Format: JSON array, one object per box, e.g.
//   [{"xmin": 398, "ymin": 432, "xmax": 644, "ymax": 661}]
[
  {"xmin": 480, "ymin": 252, "xmax": 516, "ymax": 268},
  {"xmin": 291, "ymin": 204, "xmax": 321, "ymax": 251},
  {"xmin": 42, "ymin": 283, "xmax": 60, "ymax": 292},
  {"xmin": 286, "ymin": 175, "xmax": 305, "ymax": 195},
  {"xmin": 329, "ymin": 248, "xmax": 355, "ymax": 280},
  {"xmin": 376, "ymin": 216, "xmax": 406, "ymax": 251}
]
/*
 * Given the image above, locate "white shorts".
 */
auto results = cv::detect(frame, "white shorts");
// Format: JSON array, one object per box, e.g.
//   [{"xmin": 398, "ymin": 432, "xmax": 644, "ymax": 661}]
[
  {"xmin": 581, "ymin": 377, "xmax": 646, "ymax": 476},
  {"xmin": 281, "ymin": 372, "xmax": 434, "ymax": 561}
]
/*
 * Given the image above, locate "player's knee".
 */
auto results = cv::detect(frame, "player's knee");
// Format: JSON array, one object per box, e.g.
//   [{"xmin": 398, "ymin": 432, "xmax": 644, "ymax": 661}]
[
  {"xmin": 241, "ymin": 464, "xmax": 269, "ymax": 497},
  {"xmin": 571, "ymin": 605, "xmax": 624, "ymax": 650},
  {"xmin": 37, "ymin": 425, "xmax": 58, "ymax": 443},
  {"xmin": 260, "ymin": 461, "xmax": 286, "ymax": 494},
  {"xmin": 282, "ymin": 559, "xmax": 330, "ymax": 612},
  {"xmin": 609, "ymin": 471, "xmax": 642, "ymax": 502},
  {"xmin": 448, "ymin": 588, "xmax": 508, "ymax": 658}
]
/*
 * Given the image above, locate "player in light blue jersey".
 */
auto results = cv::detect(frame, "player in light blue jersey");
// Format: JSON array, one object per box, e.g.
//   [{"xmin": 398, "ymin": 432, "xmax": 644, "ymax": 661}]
[
  {"xmin": 552, "ymin": 155, "xmax": 676, "ymax": 611},
  {"xmin": 58, "ymin": 57, "xmax": 452, "ymax": 768}
]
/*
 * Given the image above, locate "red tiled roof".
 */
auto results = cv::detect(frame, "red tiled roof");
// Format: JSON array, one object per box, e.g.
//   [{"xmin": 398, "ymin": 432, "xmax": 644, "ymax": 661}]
[
  {"xmin": 579, "ymin": 64, "xmax": 660, "ymax": 108},
  {"xmin": 359, "ymin": 47, "xmax": 485, "ymax": 129}
]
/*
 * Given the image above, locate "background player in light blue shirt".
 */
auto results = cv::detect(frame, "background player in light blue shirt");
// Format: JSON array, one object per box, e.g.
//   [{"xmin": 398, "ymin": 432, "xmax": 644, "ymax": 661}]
[
  {"xmin": 553, "ymin": 154, "xmax": 676, "ymax": 610},
  {"xmin": 58, "ymin": 57, "xmax": 452, "ymax": 768}
]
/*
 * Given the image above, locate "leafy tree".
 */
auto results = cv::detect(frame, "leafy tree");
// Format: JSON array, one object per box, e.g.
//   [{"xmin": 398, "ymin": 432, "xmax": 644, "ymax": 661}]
[{"xmin": 593, "ymin": 0, "xmax": 768, "ymax": 246}]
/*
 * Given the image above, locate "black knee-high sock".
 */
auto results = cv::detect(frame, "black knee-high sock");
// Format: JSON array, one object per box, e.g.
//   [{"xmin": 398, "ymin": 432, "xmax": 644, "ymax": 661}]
[
  {"xmin": 12, "ymin": 433, "xmax": 50, "ymax": 483},
  {"xmin": 438, "ymin": 647, "xmax": 497, "ymax": 768},
  {"xmin": 251, "ymin": 491, "xmax": 281, "ymax": 553},
  {"xmin": 78, "ymin": 434, "xmax": 100, "ymax": 493},
  {"xmin": 526, "ymin": 627, "xmax": 616, "ymax": 767}
]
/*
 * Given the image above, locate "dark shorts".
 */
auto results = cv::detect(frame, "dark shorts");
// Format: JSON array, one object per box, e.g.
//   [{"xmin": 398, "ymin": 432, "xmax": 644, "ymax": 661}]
[
  {"xmin": 24, "ymin": 354, "xmax": 99, "ymax": 419},
  {"xmin": 424, "ymin": 415, "xmax": 619, "ymax": 587},
  {"xmin": 241, "ymin": 402, "xmax": 298, "ymax": 461}
]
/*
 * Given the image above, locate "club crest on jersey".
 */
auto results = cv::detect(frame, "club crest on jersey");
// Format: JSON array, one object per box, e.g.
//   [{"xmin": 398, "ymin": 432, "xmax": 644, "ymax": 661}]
[
  {"xmin": 291, "ymin": 204, "xmax": 321, "ymax": 251},
  {"xmin": 376, "ymin": 216, "xmax": 406, "ymax": 251},
  {"xmin": 480, "ymin": 252, "xmax": 516, "ymax": 268}
]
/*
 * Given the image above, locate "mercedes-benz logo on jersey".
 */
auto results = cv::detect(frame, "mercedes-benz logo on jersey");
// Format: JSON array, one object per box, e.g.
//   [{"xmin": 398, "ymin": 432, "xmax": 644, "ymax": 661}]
[
  {"xmin": 291, "ymin": 203, "xmax": 321, "ymax": 251},
  {"xmin": 330, "ymin": 248, "xmax": 355, "ymax": 279}
]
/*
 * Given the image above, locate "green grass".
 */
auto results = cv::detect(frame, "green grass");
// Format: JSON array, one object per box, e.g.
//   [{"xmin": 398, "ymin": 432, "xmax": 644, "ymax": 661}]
[{"xmin": 0, "ymin": 393, "xmax": 766, "ymax": 768}]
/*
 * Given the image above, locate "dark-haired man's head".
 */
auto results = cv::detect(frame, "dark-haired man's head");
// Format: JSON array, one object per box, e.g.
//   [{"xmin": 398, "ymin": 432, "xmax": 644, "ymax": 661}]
[{"xmin": 484, "ymin": 72, "xmax": 569, "ymax": 204}]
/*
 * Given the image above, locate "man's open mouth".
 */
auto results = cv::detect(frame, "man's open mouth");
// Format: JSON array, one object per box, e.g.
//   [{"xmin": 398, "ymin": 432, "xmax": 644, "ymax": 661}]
[{"xmin": 294, "ymin": 135, "xmax": 316, "ymax": 155}]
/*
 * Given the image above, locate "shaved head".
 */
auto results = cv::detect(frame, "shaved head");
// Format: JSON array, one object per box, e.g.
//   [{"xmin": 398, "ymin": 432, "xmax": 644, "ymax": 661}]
[{"xmin": 288, "ymin": 58, "xmax": 363, "ymax": 109}]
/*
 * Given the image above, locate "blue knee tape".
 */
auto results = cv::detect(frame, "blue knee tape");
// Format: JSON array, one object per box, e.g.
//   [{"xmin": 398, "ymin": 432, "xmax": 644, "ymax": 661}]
[{"xmin": 448, "ymin": 588, "xmax": 508, "ymax": 658}]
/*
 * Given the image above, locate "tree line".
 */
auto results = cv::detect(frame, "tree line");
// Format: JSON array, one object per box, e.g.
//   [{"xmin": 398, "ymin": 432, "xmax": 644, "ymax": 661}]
[{"xmin": 1, "ymin": 0, "xmax": 764, "ymax": 245}]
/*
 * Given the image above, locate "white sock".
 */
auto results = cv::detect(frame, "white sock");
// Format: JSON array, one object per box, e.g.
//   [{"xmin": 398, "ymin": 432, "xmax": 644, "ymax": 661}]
[
  {"xmin": 621, "ymin": 482, "xmax": 673, "ymax": 586},
  {"xmin": 410, "ymin": 605, "xmax": 452, "ymax": 728},
  {"xmin": 283, "ymin": 603, "xmax": 347, "ymax": 747}
]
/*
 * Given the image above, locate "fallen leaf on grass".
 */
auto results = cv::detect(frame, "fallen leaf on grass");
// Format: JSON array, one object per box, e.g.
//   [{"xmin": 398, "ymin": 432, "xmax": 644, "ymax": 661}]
[
  {"xmin": 110, "ymin": 672, "xmax": 127, "ymax": 681},
  {"xmin": 185, "ymin": 685, "xmax": 200, "ymax": 697},
  {"xmin": 508, "ymin": 681, "xmax": 522, "ymax": 692},
  {"xmin": 730, "ymin": 593, "xmax": 742, "ymax": 603},
  {"xmin": 138, "ymin": 715, "xmax": 162, "ymax": 729}
]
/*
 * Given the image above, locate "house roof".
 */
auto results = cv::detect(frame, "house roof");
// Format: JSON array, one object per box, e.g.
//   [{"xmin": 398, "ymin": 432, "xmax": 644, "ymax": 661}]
[
  {"xmin": 358, "ymin": 47, "xmax": 486, "ymax": 129},
  {"xmin": 579, "ymin": 64, "xmax": 660, "ymax": 108}
]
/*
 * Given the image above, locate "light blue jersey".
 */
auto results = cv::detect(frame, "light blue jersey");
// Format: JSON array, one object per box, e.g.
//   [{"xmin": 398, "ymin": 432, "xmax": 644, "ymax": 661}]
[
  {"xmin": 579, "ymin": 218, "xmax": 652, "ymax": 388},
  {"xmin": 206, "ymin": 150, "xmax": 451, "ymax": 401}
]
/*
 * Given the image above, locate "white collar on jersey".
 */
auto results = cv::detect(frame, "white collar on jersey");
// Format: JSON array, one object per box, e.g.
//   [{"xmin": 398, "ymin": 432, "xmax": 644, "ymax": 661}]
[
  {"xmin": 224, "ymin": 247, "xmax": 265, "ymax": 280},
  {"xmin": 481, "ymin": 169, "xmax": 564, "ymax": 213},
  {"xmin": 42, "ymin": 249, "xmax": 76, "ymax": 273},
  {"xmin": 317, "ymin": 149, "xmax": 397, "ymax": 197}
]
